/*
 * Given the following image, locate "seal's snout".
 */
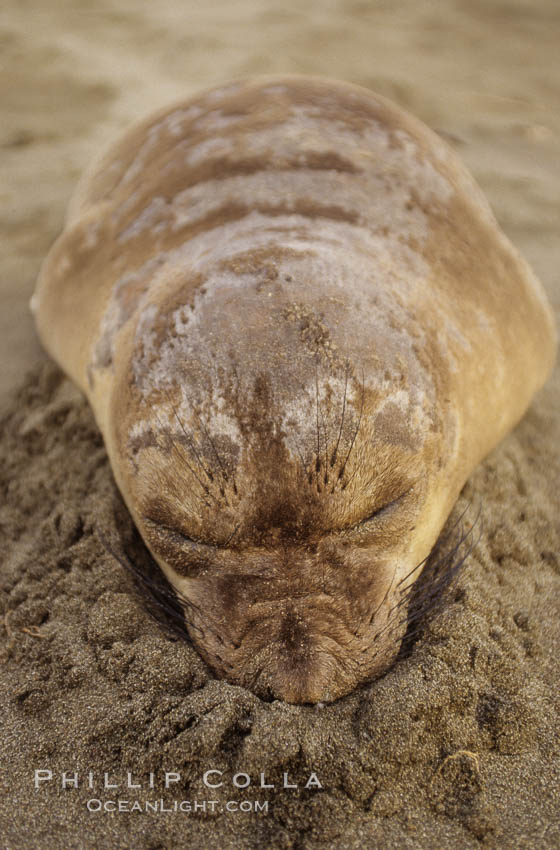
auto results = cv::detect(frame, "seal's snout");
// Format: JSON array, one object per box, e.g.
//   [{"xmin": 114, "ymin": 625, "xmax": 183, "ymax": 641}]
[
  {"xmin": 176, "ymin": 546, "xmax": 404, "ymax": 703},
  {"xmin": 228, "ymin": 601, "xmax": 370, "ymax": 704},
  {"xmin": 255, "ymin": 608, "xmax": 329, "ymax": 703},
  {"xmin": 252, "ymin": 653, "xmax": 336, "ymax": 705},
  {"xmin": 247, "ymin": 623, "xmax": 347, "ymax": 704}
]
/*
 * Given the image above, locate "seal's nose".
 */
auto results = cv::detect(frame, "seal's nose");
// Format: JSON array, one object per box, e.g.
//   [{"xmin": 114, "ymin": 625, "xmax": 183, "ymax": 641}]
[
  {"xmin": 250, "ymin": 649, "xmax": 338, "ymax": 704},
  {"xmin": 244, "ymin": 608, "xmax": 356, "ymax": 704}
]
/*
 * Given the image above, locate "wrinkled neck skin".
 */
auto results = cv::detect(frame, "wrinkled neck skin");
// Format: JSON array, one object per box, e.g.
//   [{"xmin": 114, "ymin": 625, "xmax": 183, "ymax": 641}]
[{"xmin": 102, "ymin": 221, "xmax": 464, "ymax": 704}]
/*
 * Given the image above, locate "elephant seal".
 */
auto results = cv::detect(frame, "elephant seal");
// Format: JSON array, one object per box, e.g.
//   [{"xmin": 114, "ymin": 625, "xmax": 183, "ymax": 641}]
[{"xmin": 32, "ymin": 75, "xmax": 556, "ymax": 703}]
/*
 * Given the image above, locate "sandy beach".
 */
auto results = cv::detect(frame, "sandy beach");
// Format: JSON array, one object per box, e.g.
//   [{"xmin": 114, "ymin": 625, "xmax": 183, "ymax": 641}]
[{"xmin": 1, "ymin": 1, "xmax": 559, "ymax": 847}]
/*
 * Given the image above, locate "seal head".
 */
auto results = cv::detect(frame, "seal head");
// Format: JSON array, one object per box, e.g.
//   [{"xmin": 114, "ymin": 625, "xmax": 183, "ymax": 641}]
[{"xmin": 115, "ymin": 240, "xmax": 441, "ymax": 703}]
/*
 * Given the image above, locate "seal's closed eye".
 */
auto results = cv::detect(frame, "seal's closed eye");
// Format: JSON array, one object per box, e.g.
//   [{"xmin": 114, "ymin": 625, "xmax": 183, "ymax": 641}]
[
  {"xmin": 360, "ymin": 488, "xmax": 413, "ymax": 527},
  {"xmin": 143, "ymin": 517, "xmax": 197, "ymax": 546},
  {"xmin": 141, "ymin": 496, "xmax": 206, "ymax": 546},
  {"xmin": 141, "ymin": 515, "xmax": 216, "ymax": 576}
]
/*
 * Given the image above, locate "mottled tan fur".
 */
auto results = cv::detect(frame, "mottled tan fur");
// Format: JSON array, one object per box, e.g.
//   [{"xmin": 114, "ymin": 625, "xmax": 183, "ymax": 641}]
[{"xmin": 33, "ymin": 76, "xmax": 556, "ymax": 702}]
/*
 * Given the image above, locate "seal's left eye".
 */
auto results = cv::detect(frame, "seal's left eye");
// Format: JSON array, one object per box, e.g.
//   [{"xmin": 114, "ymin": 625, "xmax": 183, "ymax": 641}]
[
  {"xmin": 362, "ymin": 500, "xmax": 398, "ymax": 524},
  {"xmin": 361, "ymin": 488, "xmax": 412, "ymax": 526}
]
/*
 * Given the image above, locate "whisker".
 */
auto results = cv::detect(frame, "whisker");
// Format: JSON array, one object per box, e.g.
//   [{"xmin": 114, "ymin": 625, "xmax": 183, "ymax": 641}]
[
  {"xmin": 152, "ymin": 408, "xmax": 218, "ymax": 508},
  {"xmin": 330, "ymin": 358, "xmax": 349, "ymax": 470},
  {"xmin": 224, "ymin": 522, "xmax": 241, "ymax": 547},
  {"xmin": 394, "ymin": 551, "xmax": 431, "ymax": 592},
  {"xmin": 411, "ymin": 518, "xmax": 482, "ymax": 609},
  {"xmin": 368, "ymin": 558, "xmax": 399, "ymax": 626},
  {"xmin": 406, "ymin": 526, "xmax": 470, "ymax": 602},
  {"xmin": 294, "ymin": 435, "xmax": 311, "ymax": 481},
  {"xmin": 318, "ymin": 398, "xmax": 330, "ymax": 484},
  {"xmin": 191, "ymin": 401, "xmax": 235, "ymax": 496},
  {"xmin": 397, "ymin": 505, "xmax": 470, "ymax": 587},
  {"xmin": 394, "ymin": 499, "xmax": 477, "ymax": 594},
  {"xmin": 164, "ymin": 388, "xmax": 217, "ymax": 487},
  {"xmin": 338, "ymin": 368, "xmax": 365, "ymax": 486},
  {"xmin": 314, "ymin": 357, "xmax": 321, "ymax": 484},
  {"xmin": 98, "ymin": 522, "xmax": 244, "ymax": 654},
  {"xmin": 373, "ymin": 504, "xmax": 482, "ymax": 650},
  {"xmin": 96, "ymin": 526, "xmax": 189, "ymax": 638}
]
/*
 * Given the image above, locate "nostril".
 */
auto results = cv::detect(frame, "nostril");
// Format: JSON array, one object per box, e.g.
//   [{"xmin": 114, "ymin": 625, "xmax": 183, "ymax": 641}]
[
  {"xmin": 244, "ymin": 630, "xmax": 355, "ymax": 704},
  {"xmin": 278, "ymin": 609, "xmax": 311, "ymax": 654}
]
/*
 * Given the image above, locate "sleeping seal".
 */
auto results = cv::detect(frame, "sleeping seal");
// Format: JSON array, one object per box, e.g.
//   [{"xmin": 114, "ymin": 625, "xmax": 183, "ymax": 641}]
[{"xmin": 32, "ymin": 76, "xmax": 556, "ymax": 703}]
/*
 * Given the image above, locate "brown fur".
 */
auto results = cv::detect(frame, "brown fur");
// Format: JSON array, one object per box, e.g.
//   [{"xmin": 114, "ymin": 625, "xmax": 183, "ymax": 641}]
[{"xmin": 33, "ymin": 75, "xmax": 556, "ymax": 703}]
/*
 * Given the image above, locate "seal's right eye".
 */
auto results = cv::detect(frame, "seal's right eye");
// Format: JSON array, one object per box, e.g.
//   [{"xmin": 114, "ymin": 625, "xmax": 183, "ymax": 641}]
[
  {"xmin": 142, "ymin": 515, "xmax": 208, "ymax": 550},
  {"xmin": 141, "ymin": 496, "xmax": 197, "ymax": 542},
  {"xmin": 141, "ymin": 514, "xmax": 216, "ymax": 577},
  {"xmin": 140, "ymin": 496, "xmax": 216, "ymax": 558}
]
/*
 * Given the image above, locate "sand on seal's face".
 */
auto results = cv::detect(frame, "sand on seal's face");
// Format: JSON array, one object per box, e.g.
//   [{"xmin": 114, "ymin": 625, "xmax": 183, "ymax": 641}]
[{"xmin": 32, "ymin": 76, "xmax": 556, "ymax": 704}]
